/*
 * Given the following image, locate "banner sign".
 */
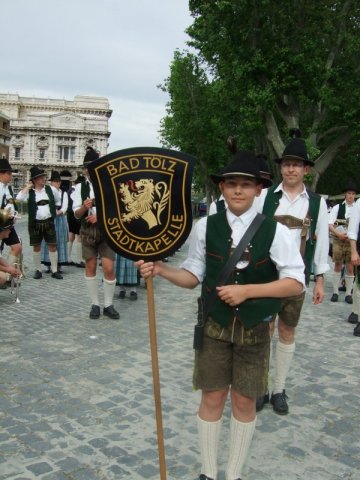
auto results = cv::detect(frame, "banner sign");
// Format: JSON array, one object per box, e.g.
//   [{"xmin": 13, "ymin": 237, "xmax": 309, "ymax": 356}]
[{"xmin": 87, "ymin": 147, "xmax": 195, "ymax": 261}]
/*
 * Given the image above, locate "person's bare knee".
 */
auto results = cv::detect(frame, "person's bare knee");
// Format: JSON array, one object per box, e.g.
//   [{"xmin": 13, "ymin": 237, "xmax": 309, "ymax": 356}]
[{"xmin": 199, "ymin": 389, "xmax": 228, "ymax": 421}]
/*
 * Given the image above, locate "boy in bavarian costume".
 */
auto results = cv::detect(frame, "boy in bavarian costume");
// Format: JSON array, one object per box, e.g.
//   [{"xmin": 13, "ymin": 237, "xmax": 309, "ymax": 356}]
[
  {"xmin": 0, "ymin": 158, "xmax": 23, "ymax": 271},
  {"xmin": 16, "ymin": 166, "xmax": 63, "ymax": 280},
  {"xmin": 72, "ymin": 146, "xmax": 119, "ymax": 320},
  {"xmin": 137, "ymin": 150, "xmax": 305, "ymax": 480},
  {"xmin": 41, "ymin": 171, "xmax": 69, "ymax": 273},
  {"xmin": 328, "ymin": 179, "xmax": 357, "ymax": 305},
  {"xmin": 0, "ymin": 209, "xmax": 21, "ymax": 286},
  {"xmin": 255, "ymin": 133, "xmax": 329, "ymax": 414},
  {"xmin": 347, "ymin": 197, "xmax": 360, "ymax": 336}
]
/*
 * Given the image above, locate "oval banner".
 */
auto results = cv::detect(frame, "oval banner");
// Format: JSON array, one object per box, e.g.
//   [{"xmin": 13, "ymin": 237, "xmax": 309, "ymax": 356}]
[{"xmin": 87, "ymin": 147, "xmax": 195, "ymax": 261}]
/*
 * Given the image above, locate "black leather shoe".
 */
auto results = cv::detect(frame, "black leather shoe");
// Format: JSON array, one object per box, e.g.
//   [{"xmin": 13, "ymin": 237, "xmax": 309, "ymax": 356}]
[
  {"xmin": 51, "ymin": 271, "xmax": 63, "ymax": 280},
  {"xmin": 354, "ymin": 323, "xmax": 360, "ymax": 337},
  {"xmin": 338, "ymin": 284, "xmax": 346, "ymax": 292},
  {"xmin": 271, "ymin": 390, "xmax": 289, "ymax": 415},
  {"xmin": 347, "ymin": 312, "xmax": 359, "ymax": 324},
  {"xmin": 89, "ymin": 304, "xmax": 100, "ymax": 319},
  {"xmin": 345, "ymin": 295, "xmax": 353, "ymax": 304},
  {"xmin": 330, "ymin": 293, "xmax": 338, "ymax": 302},
  {"xmin": 198, "ymin": 475, "xmax": 214, "ymax": 480},
  {"xmin": 118, "ymin": 290, "xmax": 126, "ymax": 299},
  {"xmin": 256, "ymin": 392, "xmax": 269, "ymax": 412},
  {"xmin": 33, "ymin": 270, "xmax": 42, "ymax": 279},
  {"xmin": 129, "ymin": 291, "xmax": 138, "ymax": 301},
  {"xmin": 103, "ymin": 305, "xmax": 120, "ymax": 319}
]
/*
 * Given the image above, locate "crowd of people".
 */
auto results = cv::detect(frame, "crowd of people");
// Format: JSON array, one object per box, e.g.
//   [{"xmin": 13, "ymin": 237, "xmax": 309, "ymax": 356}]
[
  {"xmin": 0, "ymin": 147, "xmax": 139, "ymax": 317},
  {"xmin": 1, "ymin": 136, "xmax": 359, "ymax": 480}
]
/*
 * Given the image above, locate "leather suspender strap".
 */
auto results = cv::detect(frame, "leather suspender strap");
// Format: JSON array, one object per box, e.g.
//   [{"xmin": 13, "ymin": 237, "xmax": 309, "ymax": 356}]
[{"xmin": 202, "ymin": 213, "xmax": 266, "ymax": 321}]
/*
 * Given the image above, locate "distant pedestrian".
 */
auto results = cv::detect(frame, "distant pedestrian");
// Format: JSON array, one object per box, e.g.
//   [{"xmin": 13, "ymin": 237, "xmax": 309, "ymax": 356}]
[
  {"xmin": 41, "ymin": 171, "xmax": 69, "ymax": 273},
  {"xmin": 16, "ymin": 166, "xmax": 63, "ymax": 280},
  {"xmin": 72, "ymin": 147, "xmax": 119, "ymax": 320},
  {"xmin": 115, "ymin": 254, "xmax": 139, "ymax": 300},
  {"xmin": 328, "ymin": 179, "xmax": 357, "ymax": 304},
  {"xmin": 347, "ymin": 197, "xmax": 360, "ymax": 337}
]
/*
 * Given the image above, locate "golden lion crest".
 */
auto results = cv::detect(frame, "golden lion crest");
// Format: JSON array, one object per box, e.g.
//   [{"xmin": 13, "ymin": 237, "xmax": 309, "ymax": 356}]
[{"xmin": 119, "ymin": 178, "xmax": 170, "ymax": 229}]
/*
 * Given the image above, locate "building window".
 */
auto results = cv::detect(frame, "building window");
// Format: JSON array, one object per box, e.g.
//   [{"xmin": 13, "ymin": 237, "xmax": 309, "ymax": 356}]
[
  {"xmin": 58, "ymin": 146, "xmax": 75, "ymax": 162},
  {"xmin": 14, "ymin": 147, "xmax": 21, "ymax": 159},
  {"xmin": 39, "ymin": 148, "xmax": 46, "ymax": 160}
]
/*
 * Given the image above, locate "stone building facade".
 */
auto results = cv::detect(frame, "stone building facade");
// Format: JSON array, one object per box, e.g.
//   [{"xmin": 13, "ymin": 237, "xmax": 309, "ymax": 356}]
[
  {"xmin": 0, "ymin": 93, "xmax": 112, "ymax": 192},
  {"xmin": 0, "ymin": 111, "xmax": 11, "ymax": 160}
]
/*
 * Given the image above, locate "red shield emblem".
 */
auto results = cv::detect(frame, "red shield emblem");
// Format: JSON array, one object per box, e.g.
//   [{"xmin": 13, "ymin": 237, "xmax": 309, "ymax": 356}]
[{"xmin": 87, "ymin": 147, "xmax": 195, "ymax": 261}]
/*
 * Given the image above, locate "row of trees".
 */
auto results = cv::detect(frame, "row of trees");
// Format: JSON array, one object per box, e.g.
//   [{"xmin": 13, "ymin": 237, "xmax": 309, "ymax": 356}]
[{"xmin": 159, "ymin": 0, "xmax": 360, "ymax": 201}]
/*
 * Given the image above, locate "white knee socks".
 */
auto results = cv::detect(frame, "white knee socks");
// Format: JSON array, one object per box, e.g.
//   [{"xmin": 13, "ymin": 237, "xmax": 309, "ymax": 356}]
[
  {"xmin": 85, "ymin": 276, "xmax": 99, "ymax": 306},
  {"xmin": 197, "ymin": 415, "xmax": 223, "ymax": 480},
  {"xmin": 345, "ymin": 275, "xmax": 354, "ymax": 296},
  {"xmin": 33, "ymin": 251, "xmax": 41, "ymax": 271},
  {"xmin": 225, "ymin": 415, "xmax": 256, "ymax": 480},
  {"xmin": 273, "ymin": 340, "xmax": 295, "ymax": 394},
  {"xmin": 103, "ymin": 278, "xmax": 116, "ymax": 308}
]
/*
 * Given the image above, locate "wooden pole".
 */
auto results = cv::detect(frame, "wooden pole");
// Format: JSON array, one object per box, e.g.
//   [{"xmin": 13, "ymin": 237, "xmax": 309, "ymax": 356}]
[{"xmin": 145, "ymin": 276, "xmax": 167, "ymax": 480}]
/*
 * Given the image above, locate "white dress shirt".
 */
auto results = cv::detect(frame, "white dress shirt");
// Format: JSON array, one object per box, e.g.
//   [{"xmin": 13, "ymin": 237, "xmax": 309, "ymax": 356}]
[
  {"xmin": 71, "ymin": 180, "xmax": 96, "ymax": 216},
  {"xmin": 181, "ymin": 204, "xmax": 305, "ymax": 288},
  {"xmin": 347, "ymin": 198, "xmax": 360, "ymax": 241},
  {"xmin": 328, "ymin": 201, "xmax": 355, "ymax": 226},
  {"xmin": 0, "ymin": 182, "xmax": 16, "ymax": 216},
  {"xmin": 255, "ymin": 183, "xmax": 330, "ymax": 276},
  {"xmin": 16, "ymin": 186, "xmax": 61, "ymax": 220}
]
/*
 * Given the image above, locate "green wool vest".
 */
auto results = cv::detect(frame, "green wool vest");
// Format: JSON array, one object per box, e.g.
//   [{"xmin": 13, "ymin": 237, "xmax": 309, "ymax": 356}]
[
  {"xmin": 8, "ymin": 186, "xmax": 18, "ymax": 212},
  {"xmin": 202, "ymin": 210, "xmax": 281, "ymax": 330},
  {"xmin": 28, "ymin": 186, "xmax": 56, "ymax": 226},
  {"xmin": 262, "ymin": 185, "xmax": 321, "ymax": 284},
  {"xmin": 80, "ymin": 180, "xmax": 90, "ymax": 225},
  {"xmin": 336, "ymin": 202, "xmax": 346, "ymax": 220}
]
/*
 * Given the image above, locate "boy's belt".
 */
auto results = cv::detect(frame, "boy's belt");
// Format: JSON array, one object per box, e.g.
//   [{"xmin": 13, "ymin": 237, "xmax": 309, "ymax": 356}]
[{"xmin": 36, "ymin": 200, "xmax": 49, "ymax": 206}]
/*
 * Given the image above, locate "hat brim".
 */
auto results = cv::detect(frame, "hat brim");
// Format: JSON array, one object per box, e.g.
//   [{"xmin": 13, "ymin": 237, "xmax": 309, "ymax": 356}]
[
  {"xmin": 275, "ymin": 155, "xmax": 314, "ymax": 166},
  {"xmin": 210, "ymin": 172, "xmax": 273, "ymax": 188},
  {"xmin": 31, "ymin": 173, "xmax": 46, "ymax": 180},
  {"xmin": 0, "ymin": 168, "xmax": 13, "ymax": 173}
]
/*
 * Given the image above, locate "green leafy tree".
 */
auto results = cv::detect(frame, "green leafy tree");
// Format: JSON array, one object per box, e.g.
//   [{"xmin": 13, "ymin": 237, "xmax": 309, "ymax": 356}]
[{"xmin": 179, "ymin": 0, "xmax": 360, "ymax": 191}]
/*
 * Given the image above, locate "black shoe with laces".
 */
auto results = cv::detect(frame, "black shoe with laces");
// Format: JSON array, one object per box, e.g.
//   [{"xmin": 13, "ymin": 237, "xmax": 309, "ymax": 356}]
[
  {"xmin": 347, "ymin": 312, "xmax": 359, "ymax": 324},
  {"xmin": 103, "ymin": 305, "xmax": 120, "ymax": 319},
  {"xmin": 330, "ymin": 293, "xmax": 338, "ymax": 302},
  {"xmin": 198, "ymin": 475, "xmax": 214, "ymax": 480},
  {"xmin": 271, "ymin": 390, "xmax": 289, "ymax": 415},
  {"xmin": 33, "ymin": 270, "xmax": 42, "ymax": 279},
  {"xmin": 89, "ymin": 304, "xmax": 100, "ymax": 319},
  {"xmin": 345, "ymin": 295, "xmax": 353, "ymax": 304},
  {"xmin": 354, "ymin": 323, "xmax": 360, "ymax": 337},
  {"xmin": 256, "ymin": 392, "xmax": 269, "ymax": 412},
  {"xmin": 118, "ymin": 290, "xmax": 126, "ymax": 299},
  {"xmin": 129, "ymin": 291, "xmax": 138, "ymax": 301},
  {"xmin": 51, "ymin": 271, "xmax": 63, "ymax": 280}
]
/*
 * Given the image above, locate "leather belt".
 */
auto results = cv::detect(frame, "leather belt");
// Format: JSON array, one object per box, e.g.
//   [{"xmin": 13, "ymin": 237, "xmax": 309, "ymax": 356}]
[
  {"xmin": 274, "ymin": 214, "xmax": 310, "ymax": 258},
  {"xmin": 36, "ymin": 200, "xmax": 49, "ymax": 206}
]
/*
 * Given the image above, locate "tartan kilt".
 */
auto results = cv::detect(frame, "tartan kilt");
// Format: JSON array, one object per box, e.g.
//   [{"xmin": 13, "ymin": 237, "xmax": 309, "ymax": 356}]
[{"xmin": 115, "ymin": 254, "xmax": 139, "ymax": 286}]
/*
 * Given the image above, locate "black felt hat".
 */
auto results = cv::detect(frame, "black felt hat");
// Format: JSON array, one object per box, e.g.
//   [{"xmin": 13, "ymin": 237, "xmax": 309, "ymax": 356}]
[
  {"xmin": 83, "ymin": 146, "xmax": 99, "ymax": 166},
  {"xmin": 275, "ymin": 138, "xmax": 314, "ymax": 166},
  {"xmin": 343, "ymin": 179, "xmax": 358, "ymax": 193},
  {"xmin": 50, "ymin": 170, "xmax": 61, "ymax": 181},
  {"xmin": 74, "ymin": 175, "xmax": 86, "ymax": 185},
  {"xmin": 0, "ymin": 158, "xmax": 13, "ymax": 172},
  {"xmin": 256, "ymin": 153, "xmax": 273, "ymax": 183},
  {"xmin": 210, "ymin": 150, "xmax": 273, "ymax": 188},
  {"xmin": 29, "ymin": 166, "xmax": 46, "ymax": 180}
]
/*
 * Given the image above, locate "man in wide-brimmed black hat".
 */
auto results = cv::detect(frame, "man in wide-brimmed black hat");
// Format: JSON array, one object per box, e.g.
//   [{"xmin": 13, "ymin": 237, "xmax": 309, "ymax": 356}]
[
  {"xmin": 0, "ymin": 158, "xmax": 23, "ymax": 277},
  {"xmin": 255, "ymin": 132, "xmax": 330, "ymax": 416},
  {"xmin": 137, "ymin": 149, "xmax": 305, "ymax": 480},
  {"xmin": 72, "ymin": 146, "xmax": 119, "ymax": 320},
  {"xmin": 16, "ymin": 166, "xmax": 63, "ymax": 280},
  {"xmin": 328, "ymin": 179, "xmax": 358, "ymax": 308}
]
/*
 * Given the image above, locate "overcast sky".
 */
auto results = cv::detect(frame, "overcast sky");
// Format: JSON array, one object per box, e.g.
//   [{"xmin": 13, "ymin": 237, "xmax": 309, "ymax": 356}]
[{"xmin": 1, "ymin": 0, "xmax": 193, "ymax": 153}]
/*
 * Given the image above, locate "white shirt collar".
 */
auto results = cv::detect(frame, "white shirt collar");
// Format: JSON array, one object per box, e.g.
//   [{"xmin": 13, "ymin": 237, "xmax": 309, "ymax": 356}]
[
  {"xmin": 226, "ymin": 204, "xmax": 258, "ymax": 227},
  {"xmin": 275, "ymin": 182, "xmax": 309, "ymax": 199}
]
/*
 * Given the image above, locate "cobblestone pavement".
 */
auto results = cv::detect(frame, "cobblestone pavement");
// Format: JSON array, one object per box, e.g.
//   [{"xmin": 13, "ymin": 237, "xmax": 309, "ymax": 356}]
[{"xmin": 0, "ymin": 217, "xmax": 359, "ymax": 480}]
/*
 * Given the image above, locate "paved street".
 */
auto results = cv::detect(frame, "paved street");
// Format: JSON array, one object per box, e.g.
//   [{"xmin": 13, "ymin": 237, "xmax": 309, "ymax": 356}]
[{"xmin": 0, "ymin": 216, "xmax": 359, "ymax": 480}]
